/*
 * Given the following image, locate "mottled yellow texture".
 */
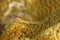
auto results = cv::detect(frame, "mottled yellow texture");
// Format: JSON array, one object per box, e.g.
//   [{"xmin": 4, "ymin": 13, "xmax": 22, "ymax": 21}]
[{"xmin": 0, "ymin": 0, "xmax": 60, "ymax": 40}]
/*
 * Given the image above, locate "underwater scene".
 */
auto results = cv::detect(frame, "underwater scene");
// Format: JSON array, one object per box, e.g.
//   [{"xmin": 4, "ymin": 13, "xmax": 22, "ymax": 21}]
[{"xmin": 0, "ymin": 0, "xmax": 60, "ymax": 40}]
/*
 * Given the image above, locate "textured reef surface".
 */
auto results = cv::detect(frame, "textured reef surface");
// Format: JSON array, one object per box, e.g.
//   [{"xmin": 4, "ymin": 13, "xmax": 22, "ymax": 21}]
[{"xmin": 0, "ymin": 0, "xmax": 60, "ymax": 40}]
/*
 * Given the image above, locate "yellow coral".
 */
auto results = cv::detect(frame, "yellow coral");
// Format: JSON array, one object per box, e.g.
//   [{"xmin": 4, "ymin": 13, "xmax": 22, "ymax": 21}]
[{"xmin": 0, "ymin": 0, "xmax": 60, "ymax": 40}]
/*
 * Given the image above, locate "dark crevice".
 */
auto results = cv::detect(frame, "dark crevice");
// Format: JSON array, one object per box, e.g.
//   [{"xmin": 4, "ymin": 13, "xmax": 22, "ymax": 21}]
[{"xmin": 0, "ymin": 24, "xmax": 5, "ymax": 36}]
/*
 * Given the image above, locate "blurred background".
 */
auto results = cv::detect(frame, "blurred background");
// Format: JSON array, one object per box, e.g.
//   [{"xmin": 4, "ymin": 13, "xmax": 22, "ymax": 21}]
[{"xmin": 0, "ymin": 0, "xmax": 60, "ymax": 40}]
